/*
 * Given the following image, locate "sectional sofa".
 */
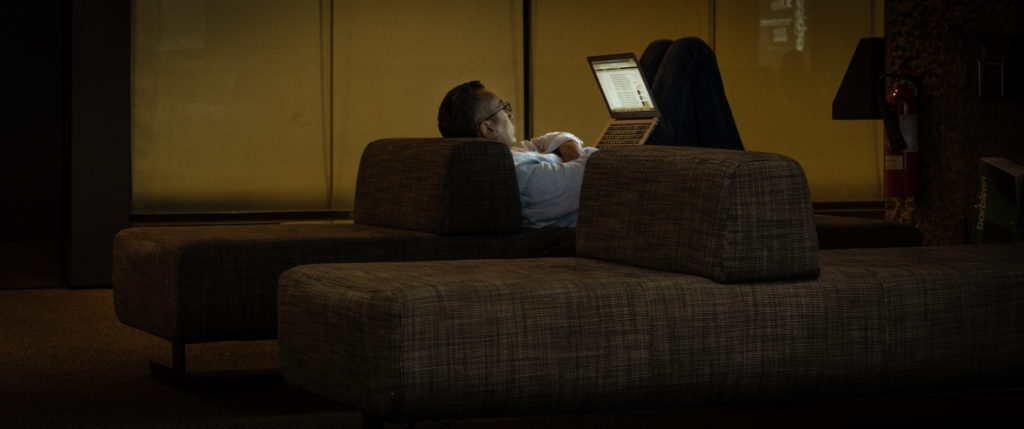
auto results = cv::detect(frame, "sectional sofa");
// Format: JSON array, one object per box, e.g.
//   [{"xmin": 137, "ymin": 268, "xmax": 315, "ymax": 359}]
[
  {"xmin": 276, "ymin": 146, "xmax": 1024, "ymax": 427},
  {"xmin": 113, "ymin": 138, "xmax": 922, "ymax": 378}
]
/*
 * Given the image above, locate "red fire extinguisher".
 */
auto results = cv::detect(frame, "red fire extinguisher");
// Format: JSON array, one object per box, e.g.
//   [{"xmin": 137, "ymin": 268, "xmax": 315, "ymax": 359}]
[{"xmin": 883, "ymin": 78, "xmax": 919, "ymax": 198}]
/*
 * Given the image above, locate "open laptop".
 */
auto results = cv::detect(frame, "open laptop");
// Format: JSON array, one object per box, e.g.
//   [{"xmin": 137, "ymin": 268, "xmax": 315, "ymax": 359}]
[{"xmin": 587, "ymin": 53, "xmax": 660, "ymax": 147}]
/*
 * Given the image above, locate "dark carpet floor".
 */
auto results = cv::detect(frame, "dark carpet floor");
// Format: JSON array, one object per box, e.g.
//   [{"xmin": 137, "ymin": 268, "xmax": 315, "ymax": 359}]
[{"xmin": 1, "ymin": 287, "xmax": 1022, "ymax": 428}]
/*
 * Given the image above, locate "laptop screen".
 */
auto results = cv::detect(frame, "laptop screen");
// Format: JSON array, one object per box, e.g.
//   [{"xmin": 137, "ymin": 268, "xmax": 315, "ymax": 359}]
[{"xmin": 589, "ymin": 54, "xmax": 659, "ymax": 118}]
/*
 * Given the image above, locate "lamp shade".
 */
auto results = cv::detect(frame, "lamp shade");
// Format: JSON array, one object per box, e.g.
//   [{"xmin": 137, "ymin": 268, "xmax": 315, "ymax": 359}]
[{"xmin": 832, "ymin": 37, "xmax": 885, "ymax": 120}]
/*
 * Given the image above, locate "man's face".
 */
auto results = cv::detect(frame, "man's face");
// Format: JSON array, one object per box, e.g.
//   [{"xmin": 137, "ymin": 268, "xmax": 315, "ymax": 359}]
[{"xmin": 477, "ymin": 90, "xmax": 516, "ymax": 146}]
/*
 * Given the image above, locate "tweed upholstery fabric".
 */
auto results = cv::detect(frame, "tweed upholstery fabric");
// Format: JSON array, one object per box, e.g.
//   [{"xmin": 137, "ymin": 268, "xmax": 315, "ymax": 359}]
[
  {"xmin": 113, "ymin": 224, "xmax": 572, "ymax": 343},
  {"xmin": 818, "ymin": 244, "xmax": 1024, "ymax": 392},
  {"xmin": 277, "ymin": 243, "xmax": 1024, "ymax": 421},
  {"xmin": 576, "ymin": 146, "xmax": 819, "ymax": 283},
  {"xmin": 354, "ymin": 138, "xmax": 522, "ymax": 235}
]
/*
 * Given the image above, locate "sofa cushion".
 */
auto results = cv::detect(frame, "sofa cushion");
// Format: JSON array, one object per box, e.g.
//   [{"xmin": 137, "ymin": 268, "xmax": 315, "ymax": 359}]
[
  {"xmin": 113, "ymin": 223, "xmax": 572, "ymax": 343},
  {"xmin": 576, "ymin": 146, "xmax": 819, "ymax": 283},
  {"xmin": 354, "ymin": 138, "xmax": 522, "ymax": 235},
  {"xmin": 277, "ymin": 243, "xmax": 1024, "ymax": 420}
]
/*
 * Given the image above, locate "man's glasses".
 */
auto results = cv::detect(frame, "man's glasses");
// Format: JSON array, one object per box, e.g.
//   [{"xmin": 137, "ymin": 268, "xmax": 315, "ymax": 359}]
[{"xmin": 481, "ymin": 101, "xmax": 512, "ymax": 122}]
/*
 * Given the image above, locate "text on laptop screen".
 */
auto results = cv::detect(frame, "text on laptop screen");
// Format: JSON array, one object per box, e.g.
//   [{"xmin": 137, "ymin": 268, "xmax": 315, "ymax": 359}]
[{"xmin": 591, "ymin": 58, "xmax": 656, "ymax": 113}]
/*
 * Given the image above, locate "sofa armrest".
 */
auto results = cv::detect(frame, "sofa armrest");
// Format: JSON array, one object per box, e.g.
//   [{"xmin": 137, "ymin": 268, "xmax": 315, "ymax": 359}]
[
  {"xmin": 354, "ymin": 138, "xmax": 522, "ymax": 235},
  {"xmin": 576, "ymin": 146, "xmax": 819, "ymax": 283}
]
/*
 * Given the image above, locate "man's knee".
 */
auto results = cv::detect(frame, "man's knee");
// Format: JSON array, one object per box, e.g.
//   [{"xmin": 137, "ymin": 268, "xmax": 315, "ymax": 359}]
[{"xmin": 670, "ymin": 37, "xmax": 713, "ymax": 59}]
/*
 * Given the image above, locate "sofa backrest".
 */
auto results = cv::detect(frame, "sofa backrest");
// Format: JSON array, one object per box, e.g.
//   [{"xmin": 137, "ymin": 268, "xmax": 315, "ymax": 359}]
[
  {"xmin": 354, "ymin": 138, "xmax": 523, "ymax": 235},
  {"xmin": 576, "ymin": 146, "xmax": 819, "ymax": 283}
]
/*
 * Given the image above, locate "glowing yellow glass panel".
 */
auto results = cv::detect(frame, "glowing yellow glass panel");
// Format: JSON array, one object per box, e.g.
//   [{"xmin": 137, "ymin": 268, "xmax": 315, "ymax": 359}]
[
  {"xmin": 132, "ymin": 0, "xmax": 329, "ymax": 213},
  {"xmin": 715, "ymin": 0, "xmax": 885, "ymax": 201}
]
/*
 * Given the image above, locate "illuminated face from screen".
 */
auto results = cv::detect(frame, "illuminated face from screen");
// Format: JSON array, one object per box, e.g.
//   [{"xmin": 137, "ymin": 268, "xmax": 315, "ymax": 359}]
[{"xmin": 477, "ymin": 90, "xmax": 516, "ymax": 146}]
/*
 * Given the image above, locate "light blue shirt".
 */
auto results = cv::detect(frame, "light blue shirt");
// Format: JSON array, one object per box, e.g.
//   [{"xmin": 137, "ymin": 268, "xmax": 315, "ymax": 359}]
[{"xmin": 509, "ymin": 132, "xmax": 599, "ymax": 228}]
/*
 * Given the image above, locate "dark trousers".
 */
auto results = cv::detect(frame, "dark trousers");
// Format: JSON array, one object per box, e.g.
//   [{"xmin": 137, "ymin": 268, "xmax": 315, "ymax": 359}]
[{"xmin": 640, "ymin": 37, "xmax": 744, "ymax": 150}]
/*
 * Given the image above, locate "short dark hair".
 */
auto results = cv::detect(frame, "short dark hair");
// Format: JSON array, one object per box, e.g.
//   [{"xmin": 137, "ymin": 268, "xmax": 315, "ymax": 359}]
[{"xmin": 438, "ymin": 80, "xmax": 485, "ymax": 138}]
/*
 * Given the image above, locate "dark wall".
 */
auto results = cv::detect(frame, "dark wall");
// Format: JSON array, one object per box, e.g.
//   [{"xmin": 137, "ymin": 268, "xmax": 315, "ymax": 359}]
[
  {"xmin": 2, "ymin": 1, "xmax": 130, "ymax": 288},
  {"xmin": 887, "ymin": 0, "xmax": 1024, "ymax": 245},
  {"xmin": 66, "ymin": 0, "xmax": 131, "ymax": 286},
  {"xmin": 2, "ymin": 2, "xmax": 67, "ymax": 288},
  {"xmin": 4, "ymin": 3, "xmax": 65, "ymax": 242}
]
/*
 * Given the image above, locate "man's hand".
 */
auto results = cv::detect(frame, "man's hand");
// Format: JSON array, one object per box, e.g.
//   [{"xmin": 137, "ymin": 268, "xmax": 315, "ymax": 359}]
[
  {"xmin": 557, "ymin": 141, "xmax": 584, "ymax": 162},
  {"xmin": 518, "ymin": 140, "xmax": 540, "ymax": 152}
]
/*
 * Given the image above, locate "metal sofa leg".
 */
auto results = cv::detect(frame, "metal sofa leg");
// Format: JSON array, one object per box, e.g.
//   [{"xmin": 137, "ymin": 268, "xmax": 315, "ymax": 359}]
[
  {"xmin": 147, "ymin": 340, "xmax": 282, "ymax": 387},
  {"xmin": 149, "ymin": 340, "xmax": 187, "ymax": 382}
]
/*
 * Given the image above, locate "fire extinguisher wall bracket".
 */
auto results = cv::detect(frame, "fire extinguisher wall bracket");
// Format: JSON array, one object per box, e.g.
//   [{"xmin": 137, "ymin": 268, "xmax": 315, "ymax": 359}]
[
  {"xmin": 881, "ymin": 101, "xmax": 908, "ymax": 152},
  {"xmin": 876, "ymin": 74, "xmax": 908, "ymax": 152},
  {"xmin": 882, "ymin": 77, "xmax": 919, "ymax": 198}
]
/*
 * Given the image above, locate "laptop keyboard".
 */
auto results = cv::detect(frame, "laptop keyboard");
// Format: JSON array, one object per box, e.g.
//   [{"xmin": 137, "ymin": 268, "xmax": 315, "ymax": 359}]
[{"xmin": 598, "ymin": 122, "xmax": 652, "ymax": 146}]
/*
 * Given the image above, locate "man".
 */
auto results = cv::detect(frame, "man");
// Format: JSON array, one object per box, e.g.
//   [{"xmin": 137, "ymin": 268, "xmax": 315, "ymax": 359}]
[
  {"xmin": 437, "ymin": 81, "xmax": 597, "ymax": 228},
  {"xmin": 436, "ymin": 39, "xmax": 741, "ymax": 228}
]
